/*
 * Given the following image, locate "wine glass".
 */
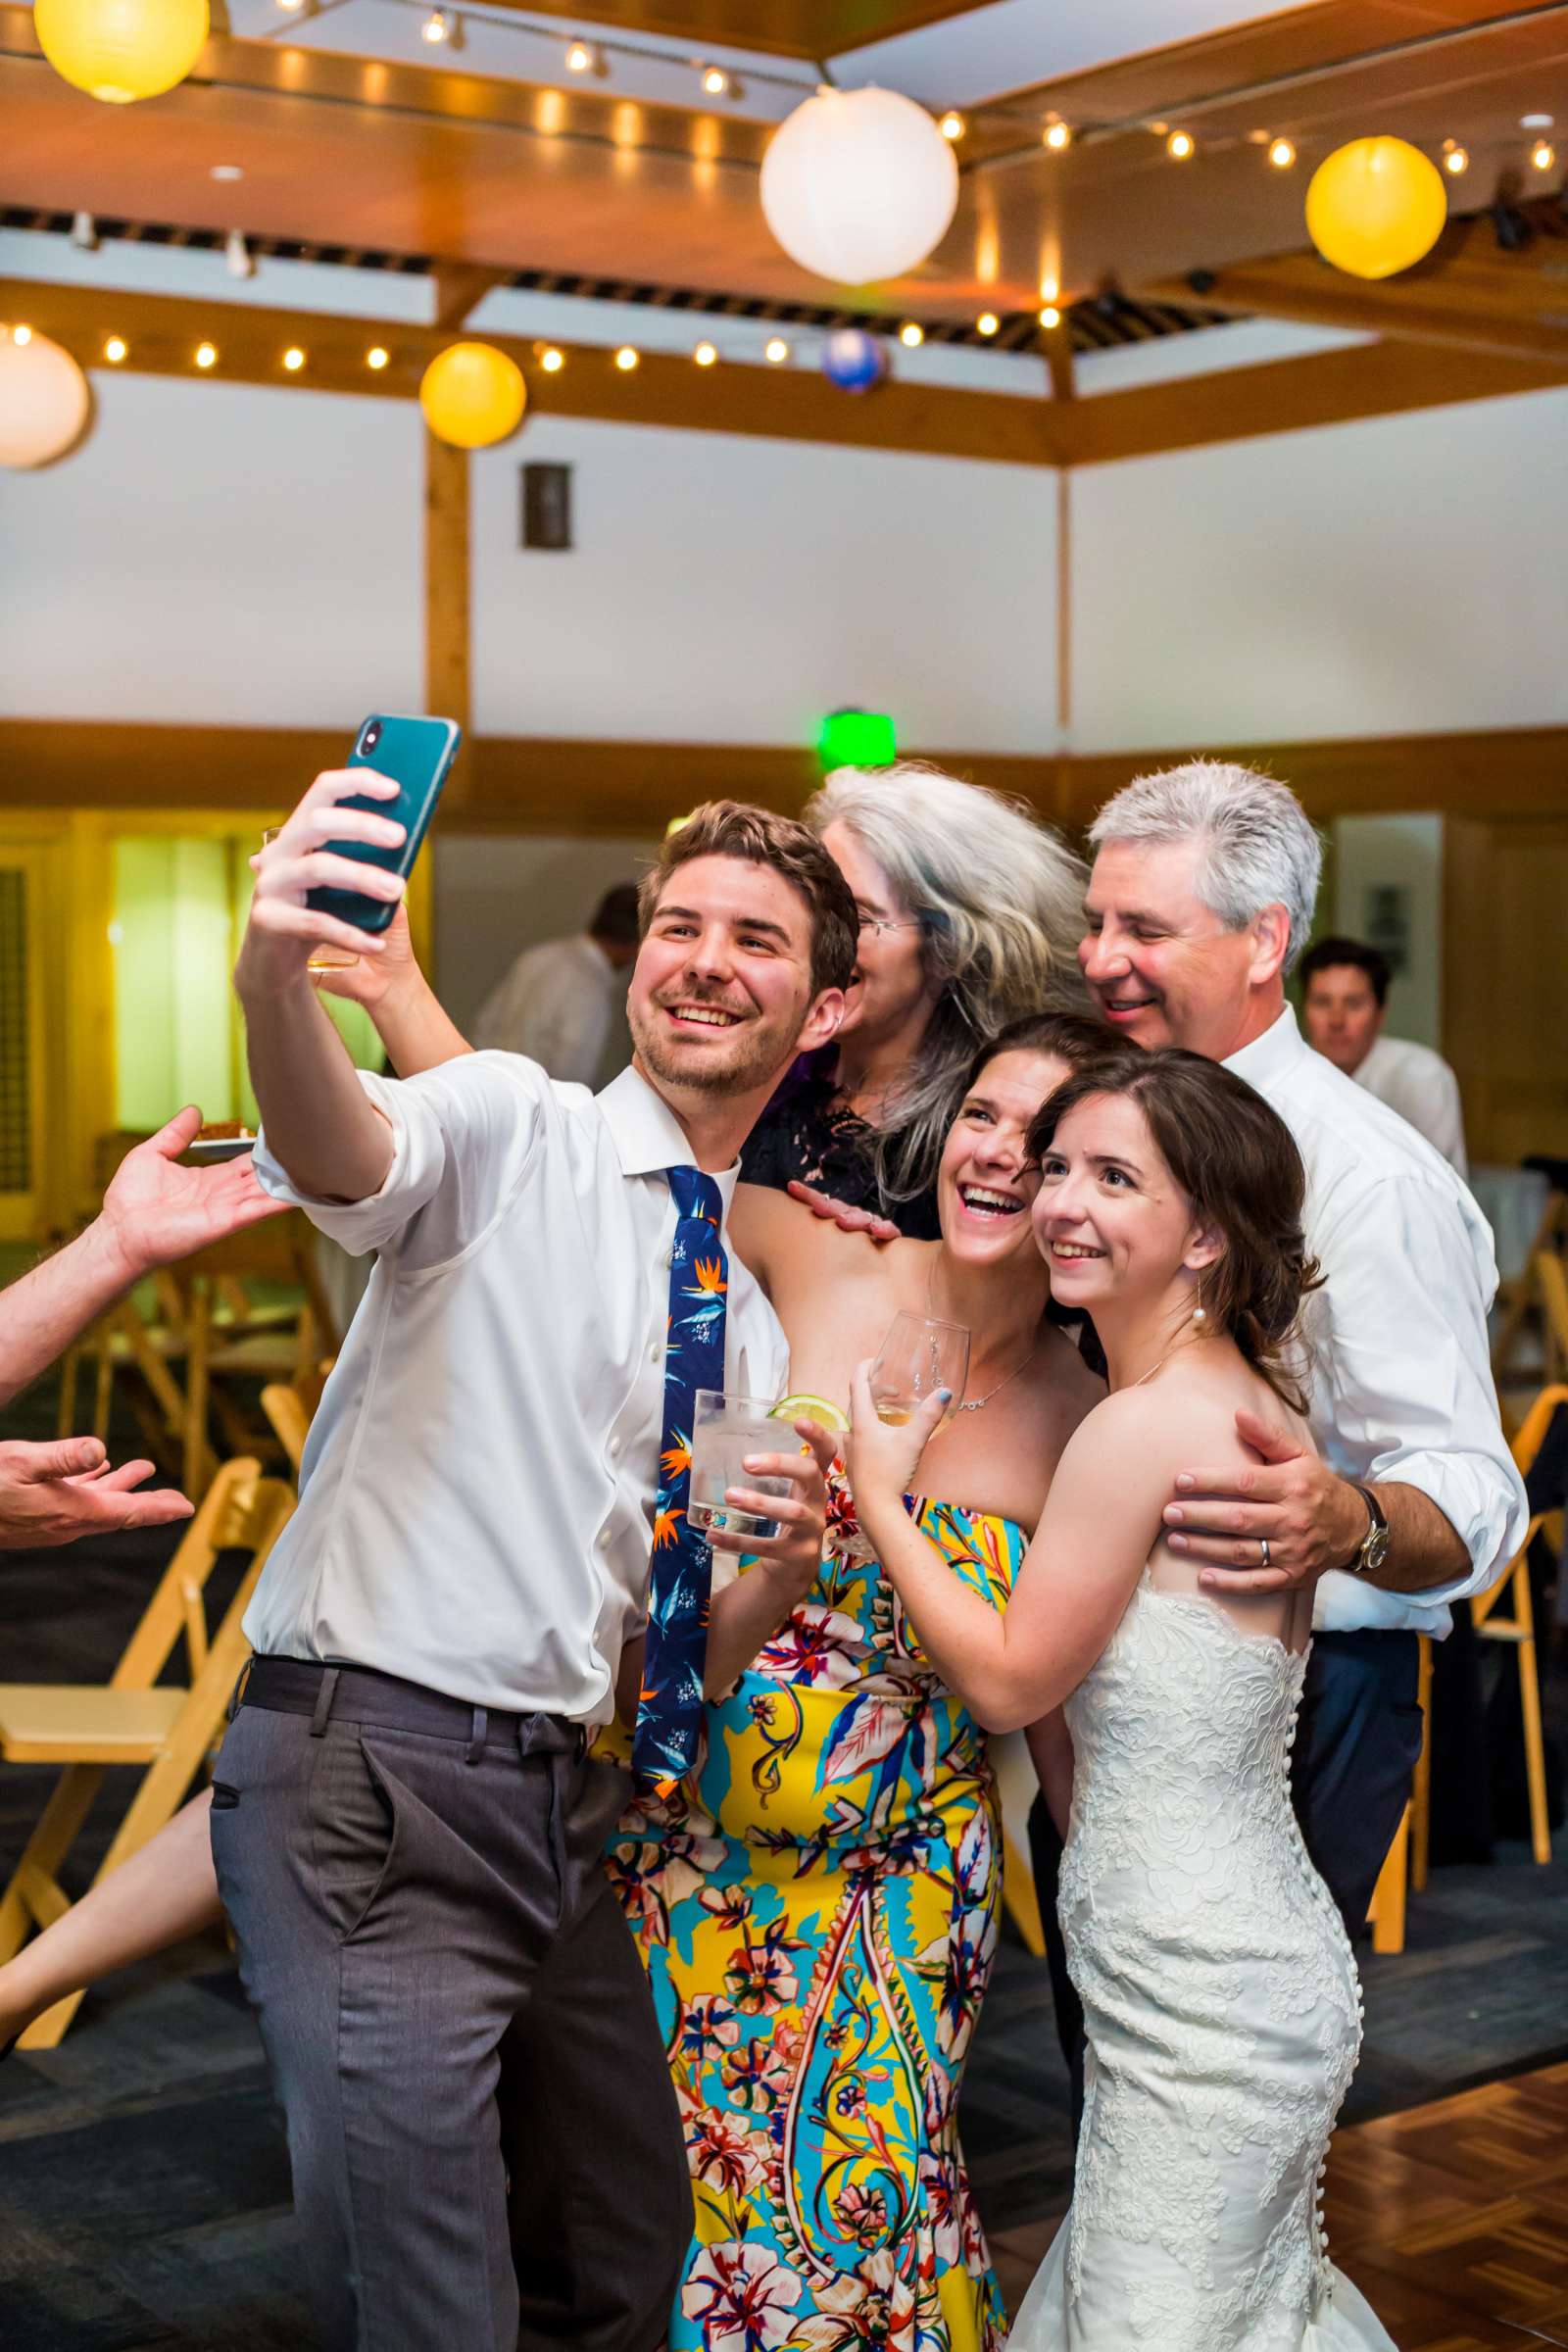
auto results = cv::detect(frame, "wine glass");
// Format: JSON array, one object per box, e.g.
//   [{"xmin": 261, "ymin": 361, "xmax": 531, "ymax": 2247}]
[{"xmin": 868, "ymin": 1312, "xmax": 970, "ymax": 1426}]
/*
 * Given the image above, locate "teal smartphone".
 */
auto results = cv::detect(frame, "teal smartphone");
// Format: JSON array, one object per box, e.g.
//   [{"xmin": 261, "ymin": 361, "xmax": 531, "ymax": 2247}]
[{"xmin": 306, "ymin": 712, "xmax": 462, "ymax": 935}]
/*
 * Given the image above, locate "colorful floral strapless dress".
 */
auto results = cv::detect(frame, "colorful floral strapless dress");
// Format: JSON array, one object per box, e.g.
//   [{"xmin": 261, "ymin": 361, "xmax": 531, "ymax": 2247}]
[{"xmin": 605, "ymin": 1491, "xmax": 1025, "ymax": 2352}]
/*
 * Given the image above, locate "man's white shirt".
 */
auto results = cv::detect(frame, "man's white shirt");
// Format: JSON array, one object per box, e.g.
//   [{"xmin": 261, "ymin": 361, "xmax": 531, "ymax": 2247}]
[
  {"xmin": 472, "ymin": 934, "xmax": 628, "ymax": 1087},
  {"xmin": 1351, "ymin": 1032, "xmax": 1468, "ymax": 1177},
  {"xmin": 245, "ymin": 1058, "xmax": 789, "ymax": 1720},
  {"xmin": 1226, "ymin": 1008, "xmax": 1525, "ymax": 1636}
]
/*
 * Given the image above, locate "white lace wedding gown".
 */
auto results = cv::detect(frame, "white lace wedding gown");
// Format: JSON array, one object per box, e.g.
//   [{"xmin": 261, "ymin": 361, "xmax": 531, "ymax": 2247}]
[{"xmin": 1007, "ymin": 1576, "xmax": 1397, "ymax": 2351}]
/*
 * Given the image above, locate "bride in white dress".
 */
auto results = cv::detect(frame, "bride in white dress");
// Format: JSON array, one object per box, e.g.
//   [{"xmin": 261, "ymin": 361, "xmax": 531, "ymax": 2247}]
[{"xmin": 848, "ymin": 1044, "xmax": 1397, "ymax": 2352}]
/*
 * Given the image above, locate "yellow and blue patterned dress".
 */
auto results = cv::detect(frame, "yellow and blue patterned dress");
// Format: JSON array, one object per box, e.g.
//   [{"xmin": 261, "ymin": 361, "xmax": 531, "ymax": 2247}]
[{"xmin": 605, "ymin": 1491, "xmax": 1024, "ymax": 2352}]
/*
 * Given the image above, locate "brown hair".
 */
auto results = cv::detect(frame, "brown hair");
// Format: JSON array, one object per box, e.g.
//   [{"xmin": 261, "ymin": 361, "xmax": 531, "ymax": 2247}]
[
  {"xmin": 964, "ymin": 1011, "xmax": 1115, "ymax": 1099},
  {"xmin": 1026, "ymin": 1045, "xmax": 1321, "ymax": 1413},
  {"xmin": 640, "ymin": 801, "xmax": 858, "ymax": 1001}
]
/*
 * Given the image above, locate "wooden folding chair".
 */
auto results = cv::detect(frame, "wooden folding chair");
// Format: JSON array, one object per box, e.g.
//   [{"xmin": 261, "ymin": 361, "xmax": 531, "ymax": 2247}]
[
  {"xmin": 1492, "ymin": 1183, "xmax": 1568, "ymax": 1387},
  {"xmin": 175, "ymin": 1216, "xmax": 339, "ymax": 1495},
  {"xmin": 260, "ymin": 1355, "xmax": 334, "ymax": 1479},
  {"xmin": 0, "ymin": 1457, "xmax": 295, "ymax": 2048}
]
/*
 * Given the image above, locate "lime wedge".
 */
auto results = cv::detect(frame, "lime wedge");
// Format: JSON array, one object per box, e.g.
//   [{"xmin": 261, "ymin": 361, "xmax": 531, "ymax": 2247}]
[{"xmin": 772, "ymin": 1392, "xmax": 849, "ymax": 1432}]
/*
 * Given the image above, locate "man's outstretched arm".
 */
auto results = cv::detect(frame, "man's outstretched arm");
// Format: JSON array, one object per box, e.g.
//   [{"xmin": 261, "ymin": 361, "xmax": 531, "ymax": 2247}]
[{"xmin": 235, "ymin": 769, "xmax": 410, "ymax": 1201}]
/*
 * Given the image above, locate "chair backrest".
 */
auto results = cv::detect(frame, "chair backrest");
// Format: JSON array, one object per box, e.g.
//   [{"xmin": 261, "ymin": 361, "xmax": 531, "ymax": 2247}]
[
  {"xmin": 260, "ymin": 1359, "xmax": 333, "ymax": 1479},
  {"xmin": 1472, "ymin": 1384, "xmax": 1568, "ymax": 1633},
  {"xmin": 175, "ymin": 1212, "xmax": 339, "ymax": 1348},
  {"xmin": 110, "ymin": 1458, "xmax": 293, "ymax": 1691}
]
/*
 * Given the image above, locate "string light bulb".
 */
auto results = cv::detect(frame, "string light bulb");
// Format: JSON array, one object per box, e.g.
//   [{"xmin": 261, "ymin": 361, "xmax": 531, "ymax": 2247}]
[
  {"xmin": 1532, "ymin": 138, "xmax": 1556, "ymax": 172},
  {"xmin": 565, "ymin": 37, "xmax": 594, "ymax": 72},
  {"xmin": 694, "ymin": 340, "xmax": 717, "ymax": 367},
  {"xmin": 1043, "ymin": 118, "xmax": 1071, "ymax": 150},
  {"xmin": 195, "ymin": 341, "xmax": 218, "ymax": 369},
  {"xmin": 13, "ymin": 324, "xmax": 31, "ymax": 348},
  {"xmin": 224, "ymin": 228, "xmax": 254, "ymax": 280},
  {"xmin": 1167, "ymin": 129, "xmax": 1195, "ymax": 160},
  {"xmin": 282, "ymin": 346, "xmax": 306, "ymax": 371},
  {"xmin": 939, "ymin": 111, "xmax": 964, "ymax": 141},
  {"xmin": 104, "ymin": 334, "xmax": 127, "ymax": 363},
  {"xmin": 899, "ymin": 321, "xmax": 923, "ymax": 347},
  {"xmin": 421, "ymin": 8, "xmax": 449, "ymax": 38},
  {"xmin": 1443, "ymin": 139, "xmax": 1469, "ymax": 175},
  {"xmin": 764, "ymin": 336, "xmax": 789, "ymax": 363},
  {"xmin": 1268, "ymin": 136, "xmax": 1296, "ymax": 169},
  {"xmin": 1039, "ymin": 304, "xmax": 1061, "ymax": 329},
  {"xmin": 614, "ymin": 345, "xmax": 639, "ymax": 371},
  {"xmin": 367, "ymin": 346, "xmax": 390, "ymax": 369},
  {"xmin": 540, "ymin": 345, "xmax": 564, "ymax": 372},
  {"xmin": 701, "ymin": 65, "xmax": 730, "ymax": 97},
  {"xmin": 276, "ymin": 0, "xmax": 305, "ymax": 11},
  {"xmin": 976, "ymin": 312, "xmax": 1000, "ymax": 337}
]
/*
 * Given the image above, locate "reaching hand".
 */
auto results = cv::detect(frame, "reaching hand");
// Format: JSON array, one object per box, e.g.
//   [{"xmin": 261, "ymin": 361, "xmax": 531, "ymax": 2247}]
[
  {"xmin": 706, "ymin": 1417, "xmax": 838, "ymax": 1597},
  {"xmin": 99, "ymin": 1106, "xmax": 286, "ymax": 1282},
  {"xmin": 313, "ymin": 901, "xmax": 416, "ymax": 1011},
  {"xmin": 846, "ymin": 1359, "xmax": 947, "ymax": 1514},
  {"xmin": 238, "ymin": 768, "xmax": 407, "ymax": 995},
  {"xmin": 1161, "ymin": 1406, "xmax": 1366, "ymax": 1592},
  {"xmin": 0, "ymin": 1437, "xmax": 194, "ymax": 1550},
  {"xmin": 785, "ymin": 1182, "xmax": 900, "ymax": 1244}
]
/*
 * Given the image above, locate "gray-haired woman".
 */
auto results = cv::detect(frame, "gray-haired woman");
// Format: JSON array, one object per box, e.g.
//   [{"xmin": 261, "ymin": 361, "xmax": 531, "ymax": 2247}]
[{"xmin": 740, "ymin": 761, "xmax": 1089, "ymax": 1235}]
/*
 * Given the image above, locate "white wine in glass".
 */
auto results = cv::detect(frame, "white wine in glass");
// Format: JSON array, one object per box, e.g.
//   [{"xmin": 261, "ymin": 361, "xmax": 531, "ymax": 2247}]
[{"xmin": 869, "ymin": 1312, "xmax": 970, "ymax": 1427}]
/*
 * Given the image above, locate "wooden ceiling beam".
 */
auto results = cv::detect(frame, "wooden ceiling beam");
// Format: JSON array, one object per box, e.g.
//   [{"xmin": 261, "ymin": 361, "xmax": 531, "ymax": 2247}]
[
  {"xmin": 0, "ymin": 276, "xmax": 1071, "ymax": 466},
  {"xmin": 432, "ymin": 264, "xmax": 513, "ymax": 331},
  {"xmin": 1066, "ymin": 332, "xmax": 1568, "ymax": 466}
]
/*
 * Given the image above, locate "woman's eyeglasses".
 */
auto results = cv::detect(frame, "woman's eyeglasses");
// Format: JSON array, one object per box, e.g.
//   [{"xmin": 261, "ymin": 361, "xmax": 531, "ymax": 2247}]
[{"xmin": 856, "ymin": 912, "xmax": 921, "ymax": 938}]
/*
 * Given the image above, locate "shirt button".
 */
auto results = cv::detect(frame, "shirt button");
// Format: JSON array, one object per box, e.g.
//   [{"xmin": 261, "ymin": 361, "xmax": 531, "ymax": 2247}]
[
  {"xmin": 609, "ymin": 1438, "xmax": 621, "ymax": 1459},
  {"xmin": 649, "ymin": 1342, "xmax": 662, "ymax": 1364},
  {"xmin": 599, "ymin": 1530, "xmax": 612, "ymax": 1549}
]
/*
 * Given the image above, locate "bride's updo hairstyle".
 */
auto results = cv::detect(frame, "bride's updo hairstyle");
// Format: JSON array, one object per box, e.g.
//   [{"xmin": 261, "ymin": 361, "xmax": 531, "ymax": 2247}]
[{"xmin": 1026, "ymin": 1046, "xmax": 1321, "ymax": 1414}]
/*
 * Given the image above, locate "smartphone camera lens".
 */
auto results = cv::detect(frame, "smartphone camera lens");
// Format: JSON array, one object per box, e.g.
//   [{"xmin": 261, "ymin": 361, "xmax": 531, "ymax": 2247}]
[{"xmin": 361, "ymin": 721, "xmax": 381, "ymax": 754}]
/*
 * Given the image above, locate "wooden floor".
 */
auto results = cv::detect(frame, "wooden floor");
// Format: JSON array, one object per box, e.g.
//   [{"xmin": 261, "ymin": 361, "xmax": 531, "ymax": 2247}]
[{"xmin": 989, "ymin": 2062, "xmax": 1568, "ymax": 2349}]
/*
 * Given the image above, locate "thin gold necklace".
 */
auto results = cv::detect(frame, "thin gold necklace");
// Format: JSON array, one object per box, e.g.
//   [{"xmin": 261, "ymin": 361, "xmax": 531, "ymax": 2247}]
[{"xmin": 927, "ymin": 1260, "xmax": 1045, "ymax": 1414}]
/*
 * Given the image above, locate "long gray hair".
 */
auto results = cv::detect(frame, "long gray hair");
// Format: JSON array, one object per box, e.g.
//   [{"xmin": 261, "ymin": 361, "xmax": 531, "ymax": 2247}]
[{"xmin": 806, "ymin": 760, "xmax": 1088, "ymax": 1206}]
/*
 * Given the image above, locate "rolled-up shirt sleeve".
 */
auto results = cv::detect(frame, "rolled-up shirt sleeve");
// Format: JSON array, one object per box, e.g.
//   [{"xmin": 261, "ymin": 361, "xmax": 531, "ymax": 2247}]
[
  {"xmin": 252, "ymin": 1052, "xmax": 550, "ymax": 1270},
  {"xmin": 1311, "ymin": 1169, "xmax": 1528, "ymax": 1622}
]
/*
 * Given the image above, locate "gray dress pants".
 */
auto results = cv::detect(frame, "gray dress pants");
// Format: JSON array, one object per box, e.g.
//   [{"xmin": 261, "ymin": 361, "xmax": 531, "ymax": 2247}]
[{"xmin": 210, "ymin": 1658, "xmax": 692, "ymax": 2352}]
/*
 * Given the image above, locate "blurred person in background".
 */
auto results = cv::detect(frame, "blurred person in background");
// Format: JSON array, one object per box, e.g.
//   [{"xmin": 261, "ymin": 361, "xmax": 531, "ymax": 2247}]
[
  {"xmin": 1299, "ymin": 934, "xmax": 1468, "ymax": 1175},
  {"xmin": 740, "ymin": 762, "xmax": 1089, "ymax": 1235},
  {"xmin": 472, "ymin": 879, "xmax": 640, "ymax": 1084}
]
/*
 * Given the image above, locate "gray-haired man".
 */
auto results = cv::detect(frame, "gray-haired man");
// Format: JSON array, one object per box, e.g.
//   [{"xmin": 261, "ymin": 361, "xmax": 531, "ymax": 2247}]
[{"xmin": 1031, "ymin": 759, "xmax": 1527, "ymax": 2117}]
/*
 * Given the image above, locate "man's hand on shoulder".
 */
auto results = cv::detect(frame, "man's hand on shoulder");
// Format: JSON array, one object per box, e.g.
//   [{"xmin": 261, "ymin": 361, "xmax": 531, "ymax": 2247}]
[
  {"xmin": 1161, "ymin": 1407, "xmax": 1366, "ymax": 1593},
  {"xmin": 0, "ymin": 1437, "xmax": 194, "ymax": 1551}
]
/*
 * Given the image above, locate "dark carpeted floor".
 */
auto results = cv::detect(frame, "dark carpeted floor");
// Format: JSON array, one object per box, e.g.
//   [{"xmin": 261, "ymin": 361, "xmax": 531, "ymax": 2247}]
[{"xmin": 2, "ymin": 1372, "xmax": 1565, "ymax": 2349}]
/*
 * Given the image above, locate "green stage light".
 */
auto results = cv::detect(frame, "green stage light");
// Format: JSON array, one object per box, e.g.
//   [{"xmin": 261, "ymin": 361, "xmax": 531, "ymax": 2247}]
[{"xmin": 817, "ymin": 709, "xmax": 897, "ymax": 770}]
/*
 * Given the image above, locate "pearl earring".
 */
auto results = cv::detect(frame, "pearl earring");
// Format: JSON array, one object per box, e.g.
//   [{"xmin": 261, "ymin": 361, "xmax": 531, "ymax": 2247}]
[{"xmin": 1192, "ymin": 1302, "xmax": 1206, "ymax": 1326}]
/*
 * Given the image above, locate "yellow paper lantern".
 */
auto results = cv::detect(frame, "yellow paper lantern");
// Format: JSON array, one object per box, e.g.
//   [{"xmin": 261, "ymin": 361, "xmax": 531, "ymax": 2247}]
[
  {"xmin": 418, "ymin": 341, "xmax": 527, "ymax": 450},
  {"xmin": 0, "ymin": 327, "xmax": 93, "ymax": 468},
  {"xmin": 1305, "ymin": 136, "xmax": 1447, "ymax": 279},
  {"xmin": 34, "ymin": 0, "xmax": 210, "ymax": 104}
]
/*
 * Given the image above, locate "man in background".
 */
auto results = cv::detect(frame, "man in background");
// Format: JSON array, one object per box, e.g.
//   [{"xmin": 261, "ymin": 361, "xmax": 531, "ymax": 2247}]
[
  {"xmin": 472, "ymin": 881, "xmax": 639, "ymax": 1084},
  {"xmin": 1299, "ymin": 934, "xmax": 1468, "ymax": 1174}
]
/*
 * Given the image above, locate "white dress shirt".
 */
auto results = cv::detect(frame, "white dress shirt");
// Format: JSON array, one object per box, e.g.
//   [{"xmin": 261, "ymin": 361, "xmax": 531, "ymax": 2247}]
[
  {"xmin": 1226, "ymin": 1008, "xmax": 1526, "ymax": 1637},
  {"xmin": 245, "ymin": 1058, "xmax": 789, "ymax": 1720},
  {"xmin": 472, "ymin": 934, "xmax": 628, "ymax": 1088},
  {"xmin": 1351, "ymin": 1032, "xmax": 1468, "ymax": 1177}
]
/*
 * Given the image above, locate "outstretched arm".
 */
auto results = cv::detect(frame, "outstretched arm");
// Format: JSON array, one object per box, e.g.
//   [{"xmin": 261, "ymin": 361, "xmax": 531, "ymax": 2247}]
[
  {"xmin": 235, "ymin": 769, "xmax": 409, "ymax": 1201},
  {"xmin": 0, "ymin": 1106, "xmax": 283, "ymax": 1409},
  {"xmin": 848, "ymin": 1367, "xmax": 1165, "ymax": 1733}
]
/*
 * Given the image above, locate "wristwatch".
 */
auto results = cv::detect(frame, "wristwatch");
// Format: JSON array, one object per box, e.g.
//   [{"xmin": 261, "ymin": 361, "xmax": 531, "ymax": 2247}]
[{"xmin": 1347, "ymin": 1484, "xmax": 1391, "ymax": 1578}]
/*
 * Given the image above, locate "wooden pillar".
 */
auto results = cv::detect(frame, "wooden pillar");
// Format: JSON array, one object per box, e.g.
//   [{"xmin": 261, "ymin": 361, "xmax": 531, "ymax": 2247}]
[{"xmin": 419, "ymin": 423, "xmax": 470, "ymax": 972}]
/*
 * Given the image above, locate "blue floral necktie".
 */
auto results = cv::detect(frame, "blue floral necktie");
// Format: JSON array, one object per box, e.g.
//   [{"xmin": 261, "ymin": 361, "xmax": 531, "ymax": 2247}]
[{"xmin": 632, "ymin": 1164, "xmax": 728, "ymax": 1795}]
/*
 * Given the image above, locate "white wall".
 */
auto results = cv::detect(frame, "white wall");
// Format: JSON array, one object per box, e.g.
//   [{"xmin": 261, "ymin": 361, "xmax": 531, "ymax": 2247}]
[
  {"xmin": 471, "ymin": 416, "xmax": 1056, "ymax": 750},
  {"xmin": 1069, "ymin": 387, "xmax": 1568, "ymax": 753},
  {"xmin": 0, "ymin": 373, "xmax": 424, "ymax": 727}
]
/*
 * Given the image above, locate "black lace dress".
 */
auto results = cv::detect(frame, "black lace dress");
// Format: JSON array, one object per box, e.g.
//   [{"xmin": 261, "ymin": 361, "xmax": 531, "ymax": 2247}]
[{"xmin": 739, "ymin": 1052, "xmax": 941, "ymax": 1239}]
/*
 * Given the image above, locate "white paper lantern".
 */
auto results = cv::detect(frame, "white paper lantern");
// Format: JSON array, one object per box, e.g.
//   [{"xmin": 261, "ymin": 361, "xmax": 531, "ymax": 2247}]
[
  {"xmin": 0, "ymin": 328, "xmax": 92, "ymax": 468},
  {"xmin": 760, "ymin": 85, "xmax": 959, "ymax": 285}
]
